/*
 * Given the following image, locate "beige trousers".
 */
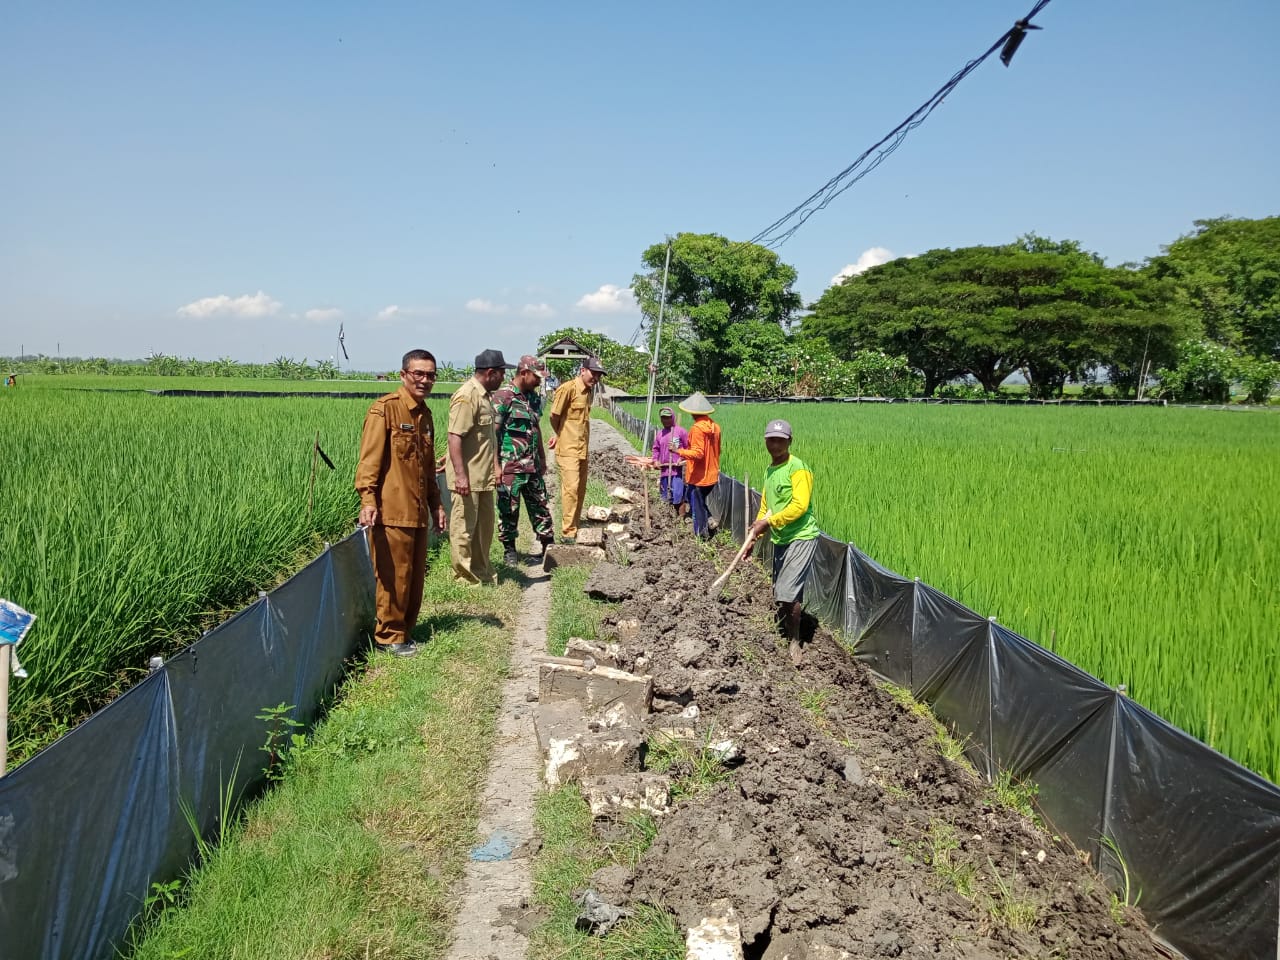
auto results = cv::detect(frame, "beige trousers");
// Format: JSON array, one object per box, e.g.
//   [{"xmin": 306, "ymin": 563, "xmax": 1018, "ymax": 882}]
[
  {"xmin": 450, "ymin": 490, "xmax": 497, "ymax": 584},
  {"xmin": 556, "ymin": 456, "xmax": 589, "ymax": 537}
]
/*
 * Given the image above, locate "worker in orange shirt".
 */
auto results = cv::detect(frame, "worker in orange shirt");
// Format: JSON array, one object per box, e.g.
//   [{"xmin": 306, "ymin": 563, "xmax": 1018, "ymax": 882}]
[{"xmin": 672, "ymin": 391, "xmax": 721, "ymax": 539}]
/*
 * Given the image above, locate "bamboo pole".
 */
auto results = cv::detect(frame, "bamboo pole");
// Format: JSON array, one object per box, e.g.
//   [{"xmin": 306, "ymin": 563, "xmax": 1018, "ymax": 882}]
[
  {"xmin": 308, "ymin": 430, "xmax": 320, "ymax": 521},
  {"xmin": 641, "ymin": 463, "xmax": 651, "ymax": 532}
]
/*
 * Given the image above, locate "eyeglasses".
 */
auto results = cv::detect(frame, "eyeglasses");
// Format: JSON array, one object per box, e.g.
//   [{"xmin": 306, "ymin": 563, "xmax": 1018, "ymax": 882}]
[{"xmin": 403, "ymin": 370, "xmax": 437, "ymax": 381}]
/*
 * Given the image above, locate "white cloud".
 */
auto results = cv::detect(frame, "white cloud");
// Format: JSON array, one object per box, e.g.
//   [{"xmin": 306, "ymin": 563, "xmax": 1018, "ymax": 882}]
[
  {"xmin": 177, "ymin": 290, "xmax": 282, "ymax": 319},
  {"xmin": 573, "ymin": 284, "xmax": 636, "ymax": 315},
  {"xmin": 831, "ymin": 247, "xmax": 896, "ymax": 285},
  {"xmin": 521, "ymin": 303, "xmax": 555, "ymax": 319},
  {"xmin": 466, "ymin": 298, "xmax": 509, "ymax": 315},
  {"xmin": 304, "ymin": 307, "xmax": 343, "ymax": 323},
  {"xmin": 374, "ymin": 304, "xmax": 439, "ymax": 324}
]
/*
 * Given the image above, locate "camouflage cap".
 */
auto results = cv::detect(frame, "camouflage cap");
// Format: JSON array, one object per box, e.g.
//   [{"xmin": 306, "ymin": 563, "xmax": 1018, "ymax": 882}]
[{"xmin": 516, "ymin": 354, "xmax": 548, "ymax": 379}]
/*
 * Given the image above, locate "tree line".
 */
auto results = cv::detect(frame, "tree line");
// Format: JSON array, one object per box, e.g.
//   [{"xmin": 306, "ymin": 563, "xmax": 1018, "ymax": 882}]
[{"xmin": 566, "ymin": 218, "xmax": 1278, "ymax": 403}]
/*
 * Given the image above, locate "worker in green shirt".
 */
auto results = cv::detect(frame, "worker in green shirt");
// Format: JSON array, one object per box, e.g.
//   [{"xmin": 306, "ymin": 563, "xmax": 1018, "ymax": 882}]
[{"xmin": 748, "ymin": 418, "xmax": 820, "ymax": 666}]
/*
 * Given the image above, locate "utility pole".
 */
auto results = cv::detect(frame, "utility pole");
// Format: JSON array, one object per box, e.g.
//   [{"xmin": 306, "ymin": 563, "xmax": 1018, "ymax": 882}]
[{"xmin": 641, "ymin": 241, "xmax": 673, "ymax": 456}]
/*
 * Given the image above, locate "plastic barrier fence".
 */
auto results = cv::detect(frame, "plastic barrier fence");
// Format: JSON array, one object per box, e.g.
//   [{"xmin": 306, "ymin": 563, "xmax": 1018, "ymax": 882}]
[
  {"xmin": 0, "ymin": 531, "xmax": 376, "ymax": 960},
  {"xmin": 609, "ymin": 399, "xmax": 1280, "ymax": 960}
]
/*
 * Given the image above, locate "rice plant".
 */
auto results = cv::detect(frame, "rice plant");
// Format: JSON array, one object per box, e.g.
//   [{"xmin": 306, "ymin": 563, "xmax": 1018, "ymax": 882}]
[
  {"xmin": 625, "ymin": 401, "xmax": 1280, "ymax": 783},
  {"xmin": 0, "ymin": 388, "xmax": 452, "ymax": 761}
]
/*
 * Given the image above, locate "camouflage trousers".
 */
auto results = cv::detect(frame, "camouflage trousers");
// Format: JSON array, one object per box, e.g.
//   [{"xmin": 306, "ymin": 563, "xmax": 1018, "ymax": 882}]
[{"xmin": 497, "ymin": 471, "xmax": 554, "ymax": 546}]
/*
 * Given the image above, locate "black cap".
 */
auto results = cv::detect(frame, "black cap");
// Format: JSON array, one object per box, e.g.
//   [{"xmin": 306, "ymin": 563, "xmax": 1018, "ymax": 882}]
[
  {"xmin": 584, "ymin": 356, "xmax": 607, "ymax": 374},
  {"xmin": 475, "ymin": 349, "xmax": 516, "ymax": 370}
]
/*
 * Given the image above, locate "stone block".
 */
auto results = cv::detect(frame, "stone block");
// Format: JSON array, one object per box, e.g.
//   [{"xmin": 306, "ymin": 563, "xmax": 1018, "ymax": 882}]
[
  {"xmin": 546, "ymin": 727, "xmax": 644, "ymax": 786},
  {"xmin": 539, "ymin": 662, "xmax": 653, "ymax": 722},
  {"xmin": 565, "ymin": 637, "xmax": 622, "ymax": 669},
  {"xmin": 686, "ymin": 910, "xmax": 744, "ymax": 960},
  {"xmin": 543, "ymin": 544, "xmax": 606, "ymax": 571},
  {"xmin": 534, "ymin": 699, "xmax": 588, "ymax": 755},
  {"xmin": 583, "ymin": 772, "xmax": 671, "ymax": 818},
  {"xmin": 610, "ymin": 503, "xmax": 636, "ymax": 520},
  {"xmin": 585, "ymin": 504, "xmax": 612, "ymax": 522},
  {"xmin": 575, "ymin": 526, "xmax": 605, "ymax": 546},
  {"xmin": 608, "ymin": 485, "xmax": 639, "ymax": 503},
  {"xmin": 615, "ymin": 618, "xmax": 641, "ymax": 641}
]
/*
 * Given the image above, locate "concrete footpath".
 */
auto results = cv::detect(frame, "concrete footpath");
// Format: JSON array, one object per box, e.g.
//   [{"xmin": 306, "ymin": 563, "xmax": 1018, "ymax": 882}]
[
  {"xmin": 442, "ymin": 568, "xmax": 549, "ymax": 960},
  {"xmin": 443, "ymin": 416, "xmax": 638, "ymax": 959}
]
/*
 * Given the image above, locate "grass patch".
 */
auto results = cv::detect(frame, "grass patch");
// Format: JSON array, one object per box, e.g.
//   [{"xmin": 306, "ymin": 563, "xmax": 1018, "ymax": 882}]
[
  {"xmin": 645, "ymin": 732, "xmax": 734, "ymax": 802},
  {"xmin": 529, "ymin": 785, "xmax": 681, "ymax": 960},
  {"xmin": 125, "ymin": 545, "xmax": 521, "ymax": 960},
  {"xmin": 986, "ymin": 769, "xmax": 1041, "ymax": 823},
  {"xmin": 547, "ymin": 565, "xmax": 614, "ymax": 655}
]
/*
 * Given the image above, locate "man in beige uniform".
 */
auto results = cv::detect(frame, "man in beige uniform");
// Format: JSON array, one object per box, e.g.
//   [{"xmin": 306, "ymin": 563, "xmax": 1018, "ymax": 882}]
[
  {"xmin": 446, "ymin": 348, "xmax": 513, "ymax": 584},
  {"xmin": 549, "ymin": 355, "xmax": 606, "ymax": 539},
  {"xmin": 355, "ymin": 348, "xmax": 447, "ymax": 657}
]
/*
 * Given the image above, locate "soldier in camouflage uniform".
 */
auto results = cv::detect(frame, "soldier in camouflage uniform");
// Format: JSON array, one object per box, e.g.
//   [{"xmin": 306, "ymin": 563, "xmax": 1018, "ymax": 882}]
[{"xmin": 494, "ymin": 355, "xmax": 555, "ymax": 565}]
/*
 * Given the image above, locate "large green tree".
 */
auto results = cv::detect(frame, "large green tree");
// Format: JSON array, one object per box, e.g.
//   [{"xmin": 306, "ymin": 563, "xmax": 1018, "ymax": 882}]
[
  {"xmin": 632, "ymin": 233, "xmax": 802, "ymax": 393},
  {"xmin": 804, "ymin": 236, "xmax": 1180, "ymax": 396},
  {"xmin": 1147, "ymin": 216, "xmax": 1280, "ymax": 360}
]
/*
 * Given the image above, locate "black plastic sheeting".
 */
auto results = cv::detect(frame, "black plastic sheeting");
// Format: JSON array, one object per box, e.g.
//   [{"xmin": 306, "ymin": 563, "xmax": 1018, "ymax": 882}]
[
  {"xmin": 0, "ymin": 531, "xmax": 375, "ymax": 960},
  {"xmin": 611, "ymin": 400, "xmax": 1280, "ymax": 960}
]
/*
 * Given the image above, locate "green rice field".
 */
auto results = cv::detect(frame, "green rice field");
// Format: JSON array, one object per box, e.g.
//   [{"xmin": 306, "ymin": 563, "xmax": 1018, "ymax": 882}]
[
  {"xmin": 624, "ymin": 401, "xmax": 1280, "ymax": 784},
  {"xmin": 0, "ymin": 383, "xmax": 450, "ymax": 762}
]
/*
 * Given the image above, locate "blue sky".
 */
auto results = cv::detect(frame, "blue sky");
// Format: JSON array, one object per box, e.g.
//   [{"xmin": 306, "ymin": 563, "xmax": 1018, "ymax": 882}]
[{"xmin": 4, "ymin": 0, "xmax": 1278, "ymax": 369}]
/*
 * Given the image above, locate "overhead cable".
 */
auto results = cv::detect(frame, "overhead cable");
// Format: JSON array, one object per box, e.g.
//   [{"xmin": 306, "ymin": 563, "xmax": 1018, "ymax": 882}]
[{"xmin": 750, "ymin": 0, "xmax": 1052, "ymax": 249}]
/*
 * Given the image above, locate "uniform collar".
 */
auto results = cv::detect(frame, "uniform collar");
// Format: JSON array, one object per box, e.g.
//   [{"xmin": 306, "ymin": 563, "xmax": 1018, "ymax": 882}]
[{"xmin": 395, "ymin": 384, "xmax": 426, "ymax": 410}]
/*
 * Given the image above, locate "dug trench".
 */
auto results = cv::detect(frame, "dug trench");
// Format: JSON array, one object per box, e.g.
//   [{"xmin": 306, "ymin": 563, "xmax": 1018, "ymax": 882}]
[{"xmin": 531, "ymin": 420, "xmax": 1170, "ymax": 960}]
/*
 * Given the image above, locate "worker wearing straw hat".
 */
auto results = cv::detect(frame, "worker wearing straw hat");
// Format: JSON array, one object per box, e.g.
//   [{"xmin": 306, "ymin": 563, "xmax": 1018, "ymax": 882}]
[{"xmin": 672, "ymin": 391, "xmax": 721, "ymax": 539}]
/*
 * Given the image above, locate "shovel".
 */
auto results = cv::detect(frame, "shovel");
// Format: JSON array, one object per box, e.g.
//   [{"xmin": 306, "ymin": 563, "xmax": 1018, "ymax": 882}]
[{"xmin": 707, "ymin": 513, "xmax": 768, "ymax": 596}]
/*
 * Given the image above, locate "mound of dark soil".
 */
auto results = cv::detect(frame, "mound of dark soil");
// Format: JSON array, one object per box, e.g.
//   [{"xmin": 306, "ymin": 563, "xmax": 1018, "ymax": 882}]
[{"xmin": 583, "ymin": 443, "xmax": 1167, "ymax": 959}]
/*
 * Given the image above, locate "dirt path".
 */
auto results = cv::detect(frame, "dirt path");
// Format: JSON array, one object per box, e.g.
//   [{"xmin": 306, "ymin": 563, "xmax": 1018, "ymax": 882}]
[{"xmin": 442, "ymin": 568, "xmax": 549, "ymax": 960}]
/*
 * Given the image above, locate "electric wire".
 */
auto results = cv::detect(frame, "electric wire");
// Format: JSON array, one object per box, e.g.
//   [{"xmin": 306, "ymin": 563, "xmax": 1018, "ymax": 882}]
[{"xmin": 750, "ymin": 0, "xmax": 1052, "ymax": 249}]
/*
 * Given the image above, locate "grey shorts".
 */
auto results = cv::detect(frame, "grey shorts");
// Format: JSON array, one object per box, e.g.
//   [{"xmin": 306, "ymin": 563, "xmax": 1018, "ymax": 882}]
[{"xmin": 771, "ymin": 536, "xmax": 818, "ymax": 604}]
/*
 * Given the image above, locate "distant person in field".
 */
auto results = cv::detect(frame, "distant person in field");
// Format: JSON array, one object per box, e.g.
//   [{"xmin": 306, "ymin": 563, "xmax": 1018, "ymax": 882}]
[
  {"xmin": 673, "ymin": 391, "xmax": 721, "ymax": 539},
  {"xmin": 493, "ymin": 355, "xmax": 555, "ymax": 565},
  {"xmin": 548, "ymin": 356, "xmax": 606, "ymax": 540},
  {"xmin": 355, "ymin": 348, "xmax": 447, "ymax": 657},
  {"xmin": 748, "ymin": 418, "xmax": 820, "ymax": 667},
  {"xmin": 650, "ymin": 406, "xmax": 689, "ymax": 514},
  {"xmin": 446, "ymin": 349, "xmax": 513, "ymax": 585}
]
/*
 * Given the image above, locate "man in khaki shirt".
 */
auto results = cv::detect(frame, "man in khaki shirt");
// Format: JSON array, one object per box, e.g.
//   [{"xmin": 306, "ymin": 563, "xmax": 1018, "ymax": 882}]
[
  {"xmin": 355, "ymin": 348, "xmax": 447, "ymax": 657},
  {"xmin": 446, "ymin": 348, "xmax": 512, "ymax": 584},
  {"xmin": 549, "ymin": 355, "xmax": 606, "ymax": 539}
]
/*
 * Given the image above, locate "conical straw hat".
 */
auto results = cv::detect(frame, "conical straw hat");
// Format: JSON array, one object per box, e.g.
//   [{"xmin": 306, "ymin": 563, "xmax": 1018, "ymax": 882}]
[{"xmin": 678, "ymin": 391, "xmax": 715, "ymax": 415}]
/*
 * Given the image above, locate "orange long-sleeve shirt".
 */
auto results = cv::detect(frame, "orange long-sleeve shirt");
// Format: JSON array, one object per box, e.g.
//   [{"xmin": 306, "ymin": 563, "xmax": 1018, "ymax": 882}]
[{"xmin": 676, "ymin": 416, "xmax": 721, "ymax": 487}]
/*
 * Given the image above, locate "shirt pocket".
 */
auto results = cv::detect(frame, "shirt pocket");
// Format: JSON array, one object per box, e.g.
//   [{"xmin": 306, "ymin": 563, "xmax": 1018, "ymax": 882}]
[{"xmin": 392, "ymin": 431, "xmax": 419, "ymax": 462}]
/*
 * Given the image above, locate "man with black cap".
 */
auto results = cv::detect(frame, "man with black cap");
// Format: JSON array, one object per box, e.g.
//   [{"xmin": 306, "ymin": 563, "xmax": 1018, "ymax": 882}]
[
  {"xmin": 446, "ymin": 348, "xmax": 514, "ymax": 584},
  {"xmin": 493, "ymin": 354, "xmax": 555, "ymax": 564},
  {"xmin": 747, "ymin": 418, "xmax": 820, "ymax": 666},
  {"xmin": 548, "ymin": 355, "xmax": 606, "ymax": 540}
]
